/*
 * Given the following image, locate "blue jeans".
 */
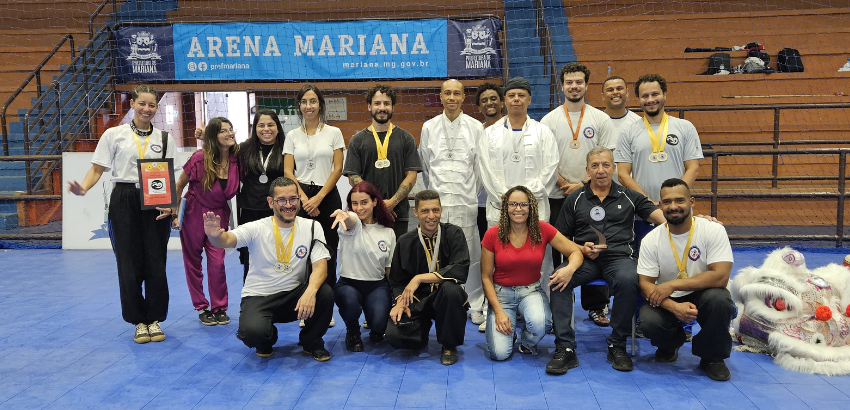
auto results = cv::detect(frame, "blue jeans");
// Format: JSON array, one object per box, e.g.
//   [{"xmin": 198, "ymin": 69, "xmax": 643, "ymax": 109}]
[
  {"xmin": 334, "ymin": 277, "xmax": 391, "ymax": 338},
  {"xmin": 486, "ymin": 282, "xmax": 552, "ymax": 361}
]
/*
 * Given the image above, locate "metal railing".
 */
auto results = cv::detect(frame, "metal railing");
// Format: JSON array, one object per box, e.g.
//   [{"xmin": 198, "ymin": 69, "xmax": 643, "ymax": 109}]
[
  {"xmin": 20, "ymin": 26, "xmax": 115, "ymax": 196},
  {"xmin": 90, "ymin": 0, "xmax": 118, "ymax": 40},
  {"xmin": 1, "ymin": 35, "xmax": 75, "ymax": 156},
  {"xmin": 698, "ymin": 148, "xmax": 848, "ymax": 246}
]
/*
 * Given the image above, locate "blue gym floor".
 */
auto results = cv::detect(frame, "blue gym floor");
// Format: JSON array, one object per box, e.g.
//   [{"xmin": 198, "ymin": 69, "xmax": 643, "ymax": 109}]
[{"xmin": 1, "ymin": 248, "xmax": 850, "ymax": 409}]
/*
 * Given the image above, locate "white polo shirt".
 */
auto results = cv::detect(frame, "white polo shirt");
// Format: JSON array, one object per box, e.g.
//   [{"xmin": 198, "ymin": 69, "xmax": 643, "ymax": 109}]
[
  {"xmin": 233, "ymin": 216, "xmax": 331, "ymax": 297},
  {"xmin": 337, "ymin": 212, "xmax": 396, "ymax": 281},
  {"xmin": 91, "ymin": 123, "xmax": 176, "ymax": 183}
]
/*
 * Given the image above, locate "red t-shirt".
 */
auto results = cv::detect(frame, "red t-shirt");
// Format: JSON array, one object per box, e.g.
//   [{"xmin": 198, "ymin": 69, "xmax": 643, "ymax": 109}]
[{"xmin": 481, "ymin": 222, "xmax": 558, "ymax": 287}]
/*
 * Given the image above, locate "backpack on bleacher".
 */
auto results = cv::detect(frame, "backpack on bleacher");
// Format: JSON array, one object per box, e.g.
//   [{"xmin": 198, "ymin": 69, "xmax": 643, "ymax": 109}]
[
  {"xmin": 702, "ymin": 53, "xmax": 731, "ymax": 75},
  {"xmin": 777, "ymin": 48, "xmax": 804, "ymax": 72}
]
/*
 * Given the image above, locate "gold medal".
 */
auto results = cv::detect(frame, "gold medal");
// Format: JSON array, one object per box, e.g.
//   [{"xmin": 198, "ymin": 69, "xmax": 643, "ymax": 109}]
[
  {"xmin": 643, "ymin": 113, "xmax": 669, "ymax": 163},
  {"xmin": 563, "ymin": 104, "xmax": 586, "ymax": 151},
  {"xmin": 677, "ymin": 270, "xmax": 688, "ymax": 280},
  {"xmin": 272, "ymin": 216, "xmax": 296, "ymax": 274},
  {"xmin": 667, "ymin": 217, "xmax": 695, "ymax": 282},
  {"xmin": 570, "ymin": 140, "xmax": 580, "ymax": 149}
]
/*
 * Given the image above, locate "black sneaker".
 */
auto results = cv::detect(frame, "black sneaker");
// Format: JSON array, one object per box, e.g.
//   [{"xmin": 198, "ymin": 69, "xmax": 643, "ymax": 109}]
[
  {"xmin": 345, "ymin": 330, "xmax": 364, "ymax": 352},
  {"xmin": 700, "ymin": 359, "xmax": 731, "ymax": 381},
  {"xmin": 199, "ymin": 309, "xmax": 216, "ymax": 326},
  {"xmin": 655, "ymin": 347, "xmax": 679, "ymax": 363},
  {"xmin": 213, "ymin": 311, "xmax": 230, "ymax": 325},
  {"xmin": 441, "ymin": 345, "xmax": 458, "ymax": 366},
  {"xmin": 305, "ymin": 346, "xmax": 331, "ymax": 362},
  {"xmin": 518, "ymin": 343, "xmax": 533, "ymax": 354},
  {"xmin": 607, "ymin": 345, "xmax": 634, "ymax": 372},
  {"xmin": 545, "ymin": 346, "xmax": 579, "ymax": 375},
  {"xmin": 256, "ymin": 346, "xmax": 273, "ymax": 358},
  {"xmin": 369, "ymin": 333, "xmax": 385, "ymax": 343}
]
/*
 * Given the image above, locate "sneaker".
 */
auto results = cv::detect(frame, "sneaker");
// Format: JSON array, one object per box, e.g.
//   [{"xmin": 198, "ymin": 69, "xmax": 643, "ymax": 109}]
[
  {"xmin": 518, "ymin": 343, "xmax": 533, "ymax": 355},
  {"xmin": 655, "ymin": 346, "xmax": 679, "ymax": 363},
  {"xmin": 478, "ymin": 321, "xmax": 486, "ymax": 333},
  {"xmin": 685, "ymin": 330, "xmax": 693, "ymax": 342},
  {"xmin": 440, "ymin": 345, "xmax": 458, "ymax": 366},
  {"xmin": 345, "ymin": 330, "xmax": 364, "ymax": 352},
  {"xmin": 133, "ymin": 323, "xmax": 150, "ymax": 344},
  {"xmin": 470, "ymin": 311, "xmax": 486, "ymax": 325},
  {"xmin": 588, "ymin": 310, "xmax": 610, "ymax": 327},
  {"xmin": 634, "ymin": 326, "xmax": 645, "ymax": 339},
  {"xmin": 607, "ymin": 345, "xmax": 634, "ymax": 372},
  {"xmin": 304, "ymin": 346, "xmax": 331, "ymax": 362},
  {"xmin": 199, "ymin": 309, "xmax": 217, "ymax": 326},
  {"xmin": 214, "ymin": 311, "xmax": 230, "ymax": 325},
  {"xmin": 700, "ymin": 359, "xmax": 731, "ymax": 381},
  {"xmin": 256, "ymin": 346, "xmax": 273, "ymax": 358},
  {"xmin": 148, "ymin": 321, "xmax": 165, "ymax": 342},
  {"xmin": 329, "ymin": 318, "xmax": 335, "ymax": 328},
  {"xmin": 362, "ymin": 320, "xmax": 370, "ymax": 329},
  {"xmin": 545, "ymin": 346, "xmax": 579, "ymax": 375},
  {"xmin": 299, "ymin": 320, "xmax": 305, "ymax": 328}
]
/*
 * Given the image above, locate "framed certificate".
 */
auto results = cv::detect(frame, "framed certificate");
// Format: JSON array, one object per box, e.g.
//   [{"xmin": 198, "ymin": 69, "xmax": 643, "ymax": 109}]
[{"xmin": 137, "ymin": 158, "xmax": 178, "ymax": 209}]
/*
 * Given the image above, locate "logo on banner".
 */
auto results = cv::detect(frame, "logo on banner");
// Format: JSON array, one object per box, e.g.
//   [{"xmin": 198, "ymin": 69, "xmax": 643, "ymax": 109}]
[
  {"xmin": 126, "ymin": 31, "xmax": 162, "ymax": 74},
  {"xmin": 460, "ymin": 22, "xmax": 496, "ymax": 69}
]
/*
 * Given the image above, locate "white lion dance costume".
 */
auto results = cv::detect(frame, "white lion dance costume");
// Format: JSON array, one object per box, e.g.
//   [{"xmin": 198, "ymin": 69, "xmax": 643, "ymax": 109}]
[{"xmin": 730, "ymin": 247, "xmax": 850, "ymax": 375}]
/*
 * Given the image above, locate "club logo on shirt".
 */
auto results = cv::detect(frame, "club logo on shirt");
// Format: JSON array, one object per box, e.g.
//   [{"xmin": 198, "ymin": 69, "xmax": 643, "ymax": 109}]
[
  {"xmin": 295, "ymin": 245, "xmax": 308, "ymax": 259},
  {"xmin": 590, "ymin": 206, "xmax": 605, "ymax": 221},
  {"xmin": 583, "ymin": 126, "xmax": 595, "ymax": 139},
  {"xmin": 378, "ymin": 240, "xmax": 388, "ymax": 252},
  {"xmin": 689, "ymin": 245, "xmax": 701, "ymax": 261},
  {"xmin": 150, "ymin": 144, "xmax": 162, "ymax": 153},
  {"xmin": 666, "ymin": 134, "xmax": 680, "ymax": 146}
]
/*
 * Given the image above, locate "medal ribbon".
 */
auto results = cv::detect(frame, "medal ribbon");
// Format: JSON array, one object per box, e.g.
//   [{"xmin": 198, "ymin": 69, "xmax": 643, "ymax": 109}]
[
  {"xmin": 272, "ymin": 216, "xmax": 296, "ymax": 266},
  {"xmin": 643, "ymin": 113, "xmax": 669, "ymax": 156},
  {"xmin": 133, "ymin": 131, "xmax": 150, "ymax": 159},
  {"xmin": 417, "ymin": 225, "xmax": 442, "ymax": 273},
  {"xmin": 370, "ymin": 122, "xmax": 394, "ymax": 162},
  {"xmin": 667, "ymin": 217, "xmax": 695, "ymax": 280},
  {"xmin": 503, "ymin": 116, "xmax": 529, "ymax": 156},
  {"xmin": 260, "ymin": 148, "xmax": 273, "ymax": 175},
  {"xmin": 300, "ymin": 124, "xmax": 322, "ymax": 162},
  {"xmin": 562, "ymin": 104, "xmax": 586, "ymax": 143}
]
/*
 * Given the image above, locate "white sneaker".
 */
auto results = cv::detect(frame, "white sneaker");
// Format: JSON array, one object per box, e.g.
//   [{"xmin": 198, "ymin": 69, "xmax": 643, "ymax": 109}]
[
  {"xmin": 478, "ymin": 321, "xmax": 486, "ymax": 333},
  {"xmin": 470, "ymin": 311, "xmax": 486, "ymax": 325},
  {"xmin": 329, "ymin": 318, "xmax": 335, "ymax": 327},
  {"xmin": 362, "ymin": 320, "xmax": 369, "ymax": 329},
  {"xmin": 839, "ymin": 63, "xmax": 850, "ymax": 72},
  {"xmin": 299, "ymin": 319, "xmax": 306, "ymax": 328}
]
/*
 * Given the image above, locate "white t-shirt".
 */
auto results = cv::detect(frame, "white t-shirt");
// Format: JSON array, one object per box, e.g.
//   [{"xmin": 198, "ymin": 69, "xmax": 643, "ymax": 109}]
[
  {"xmin": 91, "ymin": 123, "xmax": 176, "ymax": 183},
  {"xmin": 608, "ymin": 110, "xmax": 642, "ymax": 153},
  {"xmin": 337, "ymin": 212, "xmax": 396, "ymax": 281},
  {"xmin": 283, "ymin": 124, "xmax": 345, "ymax": 186},
  {"xmin": 233, "ymin": 216, "xmax": 331, "ymax": 297},
  {"xmin": 637, "ymin": 217, "xmax": 734, "ymax": 298},
  {"xmin": 540, "ymin": 103, "xmax": 614, "ymax": 198},
  {"xmin": 614, "ymin": 115, "xmax": 704, "ymax": 202}
]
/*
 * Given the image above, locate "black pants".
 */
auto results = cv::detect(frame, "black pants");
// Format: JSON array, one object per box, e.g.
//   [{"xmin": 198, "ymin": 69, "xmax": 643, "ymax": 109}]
[
  {"xmin": 385, "ymin": 282, "xmax": 468, "ymax": 349},
  {"xmin": 298, "ymin": 183, "xmax": 342, "ymax": 289},
  {"xmin": 549, "ymin": 197, "xmax": 609, "ymax": 312},
  {"xmin": 238, "ymin": 207, "xmax": 274, "ymax": 283},
  {"xmin": 477, "ymin": 206, "xmax": 488, "ymax": 240},
  {"xmin": 237, "ymin": 282, "xmax": 335, "ymax": 352},
  {"xmin": 639, "ymin": 288, "xmax": 735, "ymax": 361},
  {"xmin": 108, "ymin": 183, "xmax": 171, "ymax": 325},
  {"xmin": 393, "ymin": 219, "xmax": 409, "ymax": 239}
]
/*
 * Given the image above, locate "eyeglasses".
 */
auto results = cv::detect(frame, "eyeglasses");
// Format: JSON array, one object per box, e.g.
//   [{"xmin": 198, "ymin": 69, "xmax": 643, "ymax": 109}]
[
  {"xmin": 218, "ymin": 128, "xmax": 236, "ymax": 135},
  {"xmin": 507, "ymin": 202, "xmax": 530, "ymax": 209},
  {"xmin": 273, "ymin": 197, "xmax": 300, "ymax": 206}
]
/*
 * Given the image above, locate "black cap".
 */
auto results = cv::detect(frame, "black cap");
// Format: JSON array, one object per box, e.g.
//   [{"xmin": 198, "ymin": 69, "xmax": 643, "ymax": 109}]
[{"xmin": 504, "ymin": 77, "xmax": 531, "ymax": 95}]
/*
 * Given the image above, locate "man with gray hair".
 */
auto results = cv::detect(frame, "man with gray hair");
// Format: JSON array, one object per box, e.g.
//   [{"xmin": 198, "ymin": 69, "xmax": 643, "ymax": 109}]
[{"xmin": 548, "ymin": 146, "xmax": 665, "ymax": 375}]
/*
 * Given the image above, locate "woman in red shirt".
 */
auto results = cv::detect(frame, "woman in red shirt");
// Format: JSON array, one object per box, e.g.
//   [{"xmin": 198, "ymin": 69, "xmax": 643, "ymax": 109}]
[{"xmin": 481, "ymin": 185, "xmax": 583, "ymax": 360}]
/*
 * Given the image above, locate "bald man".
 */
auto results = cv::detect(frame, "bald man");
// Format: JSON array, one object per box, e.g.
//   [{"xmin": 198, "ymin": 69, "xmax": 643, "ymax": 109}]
[{"xmin": 419, "ymin": 79, "xmax": 487, "ymax": 326}]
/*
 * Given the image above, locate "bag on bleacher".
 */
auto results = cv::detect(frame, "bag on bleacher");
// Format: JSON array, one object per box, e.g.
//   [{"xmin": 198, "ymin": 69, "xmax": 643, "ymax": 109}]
[
  {"xmin": 741, "ymin": 56, "xmax": 766, "ymax": 73},
  {"xmin": 702, "ymin": 52, "xmax": 731, "ymax": 75},
  {"xmin": 777, "ymin": 48, "xmax": 804, "ymax": 72}
]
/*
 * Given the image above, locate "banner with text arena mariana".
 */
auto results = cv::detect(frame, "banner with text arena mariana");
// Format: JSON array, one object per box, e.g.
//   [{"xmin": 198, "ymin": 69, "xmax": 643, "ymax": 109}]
[{"xmin": 173, "ymin": 20, "xmax": 450, "ymax": 80}]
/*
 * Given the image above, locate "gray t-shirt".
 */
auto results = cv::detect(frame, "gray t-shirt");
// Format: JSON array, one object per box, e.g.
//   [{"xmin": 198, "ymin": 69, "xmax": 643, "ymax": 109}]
[
  {"xmin": 343, "ymin": 126, "xmax": 422, "ymax": 221},
  {"xmin": 614, "ymin": 115, "xmax": 703, "ymax": 202}
]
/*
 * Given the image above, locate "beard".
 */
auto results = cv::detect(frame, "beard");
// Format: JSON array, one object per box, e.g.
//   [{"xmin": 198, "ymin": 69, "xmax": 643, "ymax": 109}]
[
  {"xmin": 371, "ymin": 110, "xmax": 393, "ymax": 124},
  {"xmin": 274, "ymin": 206, "xmax": 298, "ymax": 223},
  {"xmin": 566, "ymin": 94, "xmax": 584, "ymax": 103},
  {"xmin": 665, "ymin": 209, "xmax": 690, "ymax": 226},
  {"xmin": 643, "ymin": 102, "xmax": 665, "ymax": 117}
]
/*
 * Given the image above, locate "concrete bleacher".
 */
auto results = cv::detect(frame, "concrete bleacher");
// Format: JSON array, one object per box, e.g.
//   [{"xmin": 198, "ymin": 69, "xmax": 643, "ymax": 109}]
[{"xmin": 559, "ymin": 1, "xmax": 850, "ymax": 229}]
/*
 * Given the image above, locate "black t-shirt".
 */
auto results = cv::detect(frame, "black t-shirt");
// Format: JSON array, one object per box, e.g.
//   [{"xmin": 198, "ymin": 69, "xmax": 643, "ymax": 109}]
[
  {"xmin": 343, "ymin": 126, "xmax": 422, "ymax": 221},
  {"xmin": 238, "ymin": 143, "xmax": 285, "ymax": 211}
]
